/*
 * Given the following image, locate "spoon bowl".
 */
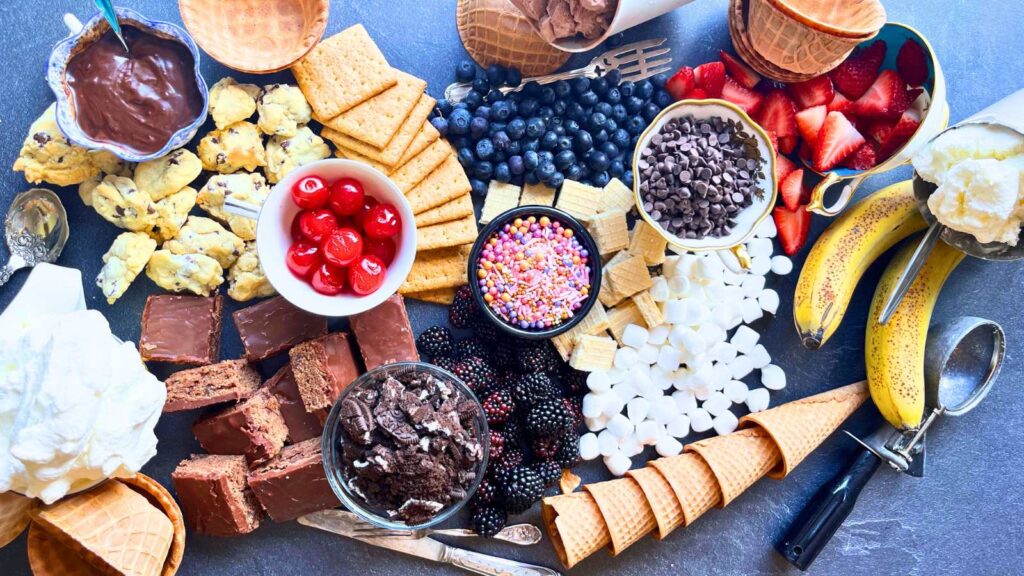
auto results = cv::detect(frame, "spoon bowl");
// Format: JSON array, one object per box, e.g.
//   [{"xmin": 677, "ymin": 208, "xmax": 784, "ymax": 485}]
[{"xmin": 1, "ymin": 189, "xmax": 69, "ymax": 287}]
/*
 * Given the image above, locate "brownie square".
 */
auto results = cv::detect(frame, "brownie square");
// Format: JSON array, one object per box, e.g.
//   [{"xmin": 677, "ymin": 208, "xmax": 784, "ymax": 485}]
[
  {"xmin": 192, "ymin": 389, "xmax": 289, "ymax": 466},
  {"xmin": 289, "ymin": 333, "xmax": 361, "ymax": 413},
  {"xmin": 247, "ymin": 438, "xmax": 340, "ymax": 522},
  {"xmin": 233, "ymin": 296, "xmax": 328, "ymax": 362},
  {"xmin": 171, "ymin": 454, "xmax": 261, "ymax": 536},
  {"xmin": 139, "ymin": 294, "xmax": 223, "ymax": 365},
  {"xmin": 163, "ymin": 359, "xmax": 261, "ymax": 412},
  {"xmin": 266, "ymin": 365, "xmax": 325, "ymax": 443},
  {"xmin": 348, "ymin": 294, "xmax": 419, "ymax": 369}
]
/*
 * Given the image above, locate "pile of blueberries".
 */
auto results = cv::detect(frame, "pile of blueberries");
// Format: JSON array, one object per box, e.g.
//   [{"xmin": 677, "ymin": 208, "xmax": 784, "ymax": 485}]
[{"xmin": 430, "ymin": 61, "xmax": 674, "ymax": 195}]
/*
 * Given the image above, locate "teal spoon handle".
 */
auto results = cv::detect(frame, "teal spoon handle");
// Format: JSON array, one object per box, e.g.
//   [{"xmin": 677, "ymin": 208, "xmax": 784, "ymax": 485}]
[{"xmin": 93, "ymin": 0, "xmax": 128, "ymax": 52}]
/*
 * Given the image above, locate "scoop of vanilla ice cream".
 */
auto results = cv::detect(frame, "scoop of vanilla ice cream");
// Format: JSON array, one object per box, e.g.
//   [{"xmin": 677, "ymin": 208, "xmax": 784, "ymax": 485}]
[
  {"xmin": 927, "ymin": 157, "xmax": 1024, "ymax": 245},
  {"xmin": 912, "ymin": 124, "xmax": 1024, "ymax": 184},
  {"xmin": 0, "ymin": 309, "xmax": 165, "ymax": 503}
]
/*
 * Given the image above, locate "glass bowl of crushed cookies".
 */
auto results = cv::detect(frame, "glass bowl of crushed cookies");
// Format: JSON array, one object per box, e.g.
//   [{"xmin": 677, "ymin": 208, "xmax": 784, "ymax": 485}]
[
  {"xmin": 632, "ymin": 99, "xmax": 779, "ymax": 260},
  {"xmin": 321, "ymin": 362, "xmax": 489, "ymax": 530}
]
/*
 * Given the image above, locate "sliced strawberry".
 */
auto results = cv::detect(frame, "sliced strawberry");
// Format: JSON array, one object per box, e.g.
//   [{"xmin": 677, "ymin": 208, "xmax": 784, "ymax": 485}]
[
  {"xmin": 827, "ymin": 91, "xmax": 853, "ymax": 114},
  {"xmin": 719, "ymin": 50, "xmax": 762, "ymax": 89},
  {"xmin": 897, "ymin": 39, "xmax": 929, "ymax": 86},
  {"xmin": 776, "ymin": 153, "xmax": 798, "ymax": 184},
  {"xmin": 842, "ymin": 143, "xmax": 877, "ymax": 170},
  {"xmin": 798, "ymin": 141, "xmax": 814, "ymax": 163},
  {"xmin": 830, "ymin": 40, "xmax": 887, "ymax": 99},
  {"xmin": 865, "ymin": 119, "xmax": 894, "ymax": 144},
  {"xmin": 852, "ymin": 70, "xmax": 915, "ymax": 120},
  {"xmin": 694, "ymin": 62, "xmax": 726, "ymax": 97},
  {"xmin": 779, "ymin": 168, "xmax": 807, "ymax": 211},
  {"xmin": 666, "ymin": 67, "xmax": 696, "ymax": 101},
  {"xmin": 787, "ymin": 76, "xmax": 835, "ymax": 109},
  {"xmin": 778, "ymin": 136, "xmax": 798, "ymax": 154},
  {"xmin": 754, "ymin": 90, "xmax": 798, "ymax": 140},
  {"xmin": 877, "ymin": 110, "xmax": 921, "ymax": 160},
  {"xmin": 688, "ymin": 88, "xmax": 708, "ymax": 99},
  {"xmin": 720, "ymin": 77, "xmax": 763, "ymax": 114},
  {"xmin": 773, "ymin": 205, "xmax": 812, "ymax": 256},
  {"xmin": 814, "ymin": 111, "xmax": 866, "ymax": 172},
  {"xmin": 796, "ymin": 105, "xmax": 828, "ymax": 148}
]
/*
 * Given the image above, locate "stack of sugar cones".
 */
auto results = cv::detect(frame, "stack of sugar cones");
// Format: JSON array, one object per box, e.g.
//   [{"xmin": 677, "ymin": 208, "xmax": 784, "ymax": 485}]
[
  {"xmin": 542, "ymin": 381, "xmax": 868, "ymax": 569},
  {"xmin": 456, "ymin": 0, "xmax": 571, "ymax": 76}
]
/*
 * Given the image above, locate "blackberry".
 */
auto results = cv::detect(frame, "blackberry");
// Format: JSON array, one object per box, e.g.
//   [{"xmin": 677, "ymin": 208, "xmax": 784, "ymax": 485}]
[
  {"xmin": 499, "ymin": 466, "xmax": 545, "ymax": 515},
  {"xmin": 560, "ymin": 366, "xmax": 589, "ymax": 395},
  {"xmin": 532, "ymin": 461, "xmax": 562, "ymax": 487},
  {"xmin": 531, "ymin": 434, "xmax": 560, "ymax": 460},
  {"xmin": 563, "ymin": 397, "xmax": 584, "ymax": 429},
  {"xmin": 488, "ymin": 430, "xmax": 505, "ymax": 462},
  {"xmin": 516, "ymin": 341, "xmax": 560, "ymax": 373},
  {"xmin": 488, "ymin": 339, "xmax": 516, "ymax": 369},
  {"xmin": 511, "ymin": 373, "xmax": 560, "ymax": 408},
  {"xmin": 449, "ymin": 285, "xmax": 478, "ymax": 328},
  {"xmin": 492, "ymin": 446, "xmax": 525, "ymax": 472},
  {"xmin": 482, "ymin": 389, "xmax": 515, "ymax": 425},
  {"xmin": 502, "ymin": 417, "xmax": 525, "ymax": 447},
  {"xmin": 456, "ymin": 337, "xmax": 490, "ymax": 360},
  {"xmin": 473, "ymin": 477, "xmax": 501, "ymax": 507},
  {"xmin": 470, "ymin": 316, "xmax": 500, "ymax": 341},
  {"xmin": 472, "ymin": 506, "xmax": 508, "ymax": 537},
  {"xmin": 552, "ymin": 431, "xmax": 581, "ymax": 468},
  {"xmin": 416, "ymin": 326, "xmax": 453, "ymax": 357},
  {"xmin": 525, "ymin": 399, "xmax": 574, "ymax": 437},
  {"xmin": 432, "ymin": 356, "xmax": 459, "ymax": 373},
  {"xmin": 454, "ymin": 356, "xmax": 497, "ymax": 393}
]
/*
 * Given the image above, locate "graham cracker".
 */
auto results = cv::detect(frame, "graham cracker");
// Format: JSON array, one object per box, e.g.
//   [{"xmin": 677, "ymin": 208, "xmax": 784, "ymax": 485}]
[
  {"xmin": 607, "ymin": 254, "xmax": 653, "ymax": 299},
  {"xmin": 519, "ymin": 182, "xmax": 556, "ymax": 206},
  {"xmin": 607, "ymin": 300, "xmax": 645, "ymax": 343},
  {"xmin": 632, "ymin": 290, "xmax": 664, "ymax": 327},
  {"xmin": 321, "ymin": 93, "xmax": 435, "ymax": 167},
  {"xmin": 320, "ymin": 71, "xmax": 426, "ymax": 148},
  {"xmin": 405, "ymin": 286, "xmax": 457, "ymax": 305},
  {"xmin": 555, "ymin": 180, "xmax": 602, "ymax": 222},
  {"xmin": 415, "ymin": 193, "xmax": 473, "ymax": 227},
  {"xmin": 291, "ymin": 24, "xmax": 397, "ymax": 120},
  {"xmin": 396, "ymin": 121, "xmax": 441, "ymax": 167},
  {"xmin": 400, "ymin": 244, "xmax": 472, "ymax": 293},
  {"xmin": 406, "ymin": 154, "xmax": 472, "ymax": 214},
  {"xmin": 417, "ymin": 213, "xmax": 478, "ymax": 251},
  {"xmin": 334, "ymin": 147, "xmax": 391, "ymax": 175},
  {"xmin": 391, "ymin": 139, "xmax": 452, "ymax": 193},
  {"xmin": 587, "ymin": 211, "xmax": 629, "ymax": 255},
  {"xmin": 480, "ymin": 182, "xmax": 521, "ymax": 224},
  {"xmin": 601, "ymin": 177, "xmax": 637, "ymax": 215},
  {"xmin": 629, "ymin": 220, "xmax": 668, "ymax": 265}
]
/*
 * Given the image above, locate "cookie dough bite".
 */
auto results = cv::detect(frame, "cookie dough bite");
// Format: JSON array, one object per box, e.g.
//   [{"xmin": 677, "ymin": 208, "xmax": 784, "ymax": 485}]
[
  {"xmin": 78, "ymin": 174, "xmax": 102, "ymax": 206},
  {"xmin": 208, "ymin": 77, "xmax": 259, "ymax": 129},
  {"xmin": 228, "ymin": 241, "xmax": 276, "ymax": 302},
  {"xmin": 265, "ymin": 126, "xmax": 331, "ymax": 184},
  {"xmin": 12, "ymin": 103, "xmax": 101, "ymax": 186},
  {"xmin": 257, "ymin": 84, "xmax": 312, "ymax": 138},
  {"xmin": 90, "ymin": 175, "xmax": 160, "ymax": 232},
  {"xmin": 150, "ymin": 186, "xmax": 198, "ymax": 242},
  {"xmin": 89, "ymin": 149, "xmax": 134, "ymax": 177},
  {"xmin": 198, "ymin": 172, "xmax": 269, "ymax": 241},
  {"xmin": 96, "ymin": 232, "xmax": 158, "ymax": 304},
  {"xmin": 134, "ymin": 149, "xmax": 203, "ymax": 201},
  {"xmin": 164, "ymin": 216, "xmax": 245, "ymax": 269},
  {"xmin": 146, "ymin": 250, "xmax": 224, "ymax": 296},
  {"xmin": 198, "ymin": 121, "xmax": 267, "ymax": 173}
]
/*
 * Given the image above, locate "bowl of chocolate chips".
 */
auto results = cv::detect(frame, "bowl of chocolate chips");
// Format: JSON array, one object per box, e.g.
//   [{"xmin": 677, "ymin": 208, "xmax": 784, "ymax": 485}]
[
  {"xmin": 632, "ymin": 99, "xmax": 778, "ymax": 258},
  {"xmin": 322, "ymin": 362, "xmax": 488, "ymax": 529}
]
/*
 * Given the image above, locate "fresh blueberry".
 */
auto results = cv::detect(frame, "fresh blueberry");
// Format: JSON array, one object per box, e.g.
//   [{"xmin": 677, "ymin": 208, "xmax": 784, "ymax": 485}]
[
  {"xmin": 537, "ymin": 106, "xmax": 554, "ymax": 119},
  {"xmin": 470, "ymin": 116, "xmax": 489, "ymax": 140},
  {"xmin": 624, "ymin": 96, "xmax": 644, "ymax": 114},
  {"xmin": 526, "ymin": 117, "xmax": 546, "ymax": 139},
  {"xmin": 494, "ymin": 162, "xmax": 511, "ymax": 182},
  {"xmin": 456, "ymin": 61, "xmax": 476, "ymax": 82},
  {"xmin": 472, "ymin": 77, "xmax": 490, "ymax": 94},
  {"xmin": 621, "ymin": 171, "xmax": 634, "ymax": 188},
  {"xmin": 604, "ymin": 118, "xmax": 618, "ymax": 133},
  {"xmin": 588, "ymin": 112, "xmax": 607, "ymax": 132},
  {"xmin": 523, "ymin": 139, "xmax": 540, "ymax": 152},
  {"xmin": 508, "ymin": 155, "xmax": 525, "ymax": 175},
  {"xmin": 474, "ymin": 161, "xmax": 494, "ymax": 180},
  {"xmin": 518, "ymin": 98, "xmax": 539, "ymax": 118},
  {"xmin": 601, "ymin": 142, "xmax": 620, "ymax": 158},
  {"xmin": 555, "ymin": 150, "xmax": 576, "ymax": 170},
  {"xmin": 489, "ymin": 101, "xmax": 509, "ymax": 121},
  {"xmin": 591, "ymin": 77, "xmax": 608, "ymax": 96},
  {"xmin": 553, "ymin": 126, "xmax": 566, "ymax": 137},
  {"xmin": 449, "ymin": 108, "xmax": 472, "ymax": 135},
  {"xmin": 549, "ymin": 116, "xmax": 563, "ymax": 127},
  {"xmin": 476, "ymin": 138, "xmax": 495, "ymax": 160},
  {"xmin": 486, "ymin": 64, "xmax": 506, "ymax": 86},
  {"xmin": 488, "ymin": 121, "xmax": 506, "ymax": 136},
  {"xmin": 537, "ymin": 161, "xmax": 557, "ymax": 182},
  {"xmin": 592, "ymin": 128, "xmax": 609, "ymax": 145},
  {"xmin": 571, "ymin": 77, "xmax": 591, "ymax": 95},
  {"xmin": 564, "ymin": 119, "xmax": 580, "ymax": 134},
  {"xmin": 604, "ymin": 69, "xmax": 622, "ymax": 86},
  {"xmin": 651, "ymin": 72, "xmax": 669, "ymax": 89},
  {"xmin": 430, "ymin": 116, "xmax": 449, "ymax": 137},
  {"xmin": 576, "ymin": 164, "xmax": 592, "ymax": 181},
  {"xmin": 580, "ymin": 90, "xmax": 599, "ymax": 107},
  {"xmin": 556, "ymin": 136, "xmax": 573, "ymax": 152},
  {"xmin": 566, "ymin": 102, "xmax": 586, "ymax": 122},
  {"xmin": 523, "ymin": 150, "xmax": 540, "ymax": 170},
  {"xmin": 493, "ymin": 150, "xmax": 507, "ymax": 163},
  {"xmin": 525, "ymin": 171, "xmax": 540, "ymax": 185},
  {"xmin": 611, "ymin": 104, "xmax": 628, "ymax": 123},
  {"xmin": 464, "ymin": 91, "xmax": 483, "ymax": 110},
  {"xmin": 592, "ymin": 170, "xmax": 611, "ymax": 187},
  {"xmin": 522, "ymin": 80, "xmax": 541, "ymax": 95},
  {"xmin": 541, "ymin": 131, "xmax": 558, "ymax": 150},
  {"xmin": 470, "ymin": 178, "xmax": 488, "ymax": 196},
  {"xmin": 507, "ymin": 140, "xmax": 522, "ymax": 155},
  {"xmin": 453, "ymin": 101, "xmax": 469, "ymax": 111},
  {"xmin": 625, "ymin": 116, "xmax": 646, "ymax": 135},
  {"xmin": 549, "ymin": 171, "xmax": 565, "ymax": 189},
  {"xmin": 611, "ymin": 128, "xmax": 631, "ymax": 149},
  {"xmin": 573, "ymin": 130, "xmax": 593, "ymax": 153},
  {"xmin": 619, "ymin": 81, "xmax": 635, "ymax": 98},
  {"xmin": 451, "ymin": 136, "xmax": 471, "ymax": 150},
  {"xmin": 474, "ymin": 105, "xmax": 491, "ymax": 119},
  {"xmin": 505, "ymin": 99, "xmax": 517, "ymax": 117},
  {"xmin": 538, "ymin": 150, "xmax": 555, "ymax": 165},
  {"xmin": 506, "ymin": 118, "xmax": 526, "ymax": 139},
  {"xmin": 587, "ymin": 150, "xmax": 610, "ymax": 172},
  {"xmin": 540, "ymin": 86, "xmax": 557, "ymax": 104},
  {"xmin": 605, "ymin": 87, "xmax": 622, "ymax": 105},
  {"xmin": 565, "ymin": 163, "xmax": 584, "ymax": 181},
  {"xmin": 653, "ymin": 90, "xmax": 673, "ymax": 108},
  {"xmin": 486, "ymin": 90, "xmax": 505, "ymax": 104},
  {"xmin": 506, "ymin": 68, "xmax": 522, "ymax": 87},
  {"xmin": 554, "ymin": 80, "xmax": 571, "ymax": 98},
  {"xmin": 436, "ymin": 99, "xmax": 453, "ymax": 117},
  {"xmin": 493, "ymin": 131, "xmax": 511, "ymax": 152},
  {"xmin": 595, "ymin": 102, "xmax": 613, "ymax": 117},
  {"xmin": 642, "ymin": 102, "xmax": 660, "ymax": 121},
  {"xmin": 552, "ymin": 99, "xmax": 567, "ymax": 116},
  {"xmin": 457, "ymin": 147, "xmax": 475, "ymax": 168},
  {"xmin": 610, "ymin": 159, "xmax": 625, "ymax": 178},
  {"xmin": 636, "ymin": 80, "xmax": 654, "ymax": 100}
]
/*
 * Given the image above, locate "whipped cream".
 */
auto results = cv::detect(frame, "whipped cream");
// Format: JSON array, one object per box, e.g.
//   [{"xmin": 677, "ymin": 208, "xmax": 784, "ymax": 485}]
[{"xmin": 0, "ymin": 309, "xmax": 165, "ymax": 504}]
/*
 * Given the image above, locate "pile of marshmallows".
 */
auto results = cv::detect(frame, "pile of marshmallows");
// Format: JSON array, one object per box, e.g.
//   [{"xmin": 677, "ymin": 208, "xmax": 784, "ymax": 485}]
[{"xmin": 578, "ymin": 218, "xmax": 792, "ymax": 476}]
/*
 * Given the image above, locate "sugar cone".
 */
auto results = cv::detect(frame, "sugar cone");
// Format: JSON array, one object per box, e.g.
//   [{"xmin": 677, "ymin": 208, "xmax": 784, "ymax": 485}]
[
  {"xmin": 649, "ymin": 452, "xmax": 723, "ymax": 525},
  {"xmin": 686, "ymin": 427, "xmax": 782, "ymax": 507},
  {"xmin": 740, "ymin": 381, "xmax": 869, "ymax": 479},
  {"xmin": 584, "ymin": 477, "xmax": 657, "ymax": 555},
  {"xmin": 541, "ymin": 491, "xmax": 611, "ymax": 569},
  {"xmin": 728, "ymin": 0, "xmax": 819, "ymax": 83},
  {"xmin": 626, "ymin": 467, "xmax": 684, "ymax": 539},
  {"xmin": 28, "ymin": 523, "xmax": 104, "ymax": 576},
  {"xmin": 0, "ymin": 492, "xmax": 36, "ymax": 549},
  {"xmin": 456, "ymin": 0, "xmax": 571, "ymax": 76},
  {"xmin": 30, "ymin": 480, "xmax": 174, "ymax": 576},
  {"xmin": 773, "ymin": 0, "xmax": 887, "ymax": 37}
]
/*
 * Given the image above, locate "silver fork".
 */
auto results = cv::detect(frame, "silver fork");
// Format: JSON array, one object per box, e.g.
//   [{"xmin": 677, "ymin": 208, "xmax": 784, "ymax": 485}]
[
  {"xmin": 443, "ymin": 38, "xmax": 673, "ymax": 103},
  {"xmin": 348, "ymin": 521, "xmax": 543, "ymax": 546}
]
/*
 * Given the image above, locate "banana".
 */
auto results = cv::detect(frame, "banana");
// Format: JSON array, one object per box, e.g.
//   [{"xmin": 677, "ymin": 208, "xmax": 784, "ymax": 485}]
[
  {"xmin": 793, "ymin": 181, "xmax": 927, "ymax": 350},
  {"xmin": 865, "ymin": 237, "xmax": 965, "ymax": 430}
]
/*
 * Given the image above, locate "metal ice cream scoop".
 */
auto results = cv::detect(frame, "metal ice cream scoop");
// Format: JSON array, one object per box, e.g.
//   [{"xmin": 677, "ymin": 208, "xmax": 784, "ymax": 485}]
[{"xmin": 0, "ymin": 189, "xmax": 69, "ymax": 287}]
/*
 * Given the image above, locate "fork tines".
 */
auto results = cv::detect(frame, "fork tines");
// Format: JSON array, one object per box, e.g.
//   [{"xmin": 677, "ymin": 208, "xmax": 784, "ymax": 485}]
[{"xmin": 596, "ymin": 37, "xmax": 673, "ymax": 82}]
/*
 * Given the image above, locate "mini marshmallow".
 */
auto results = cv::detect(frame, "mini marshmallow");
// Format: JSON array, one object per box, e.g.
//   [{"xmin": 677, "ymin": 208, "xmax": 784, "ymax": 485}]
[
  {"xmin": 770, "ymin": 255, "xmax": 793, "ymax": 275},
  {"xmin": 580, "ymin": 433, "xmax": 600, "ymax": 460},
  {"xmin": 672, "ymin": 390, "xmax": 698, "ymax": 414},
  {"xmin": 746, "ymin": 388, "xmax": 771, "ymax": 412},
  {"xmin": 702, "ymin": 391, "xmax": 732, "ymax": 416},
  {"xmin": 696, "ymin": 323, "xmax": 727, "ymax": 347},
  {"xmin": 722, "ymin": 285, "xmax": 744, "ymax": 302},
  {"xmin": 650, "ymin": 366, "xmax": 674, "ymax": 390},
  {"xmin": 711, "ymin": 362, "xmax": 732, "ymax": 388},
  {"xmin": 723, "ymin": 270, "xmax": 746, "ymax": 286},
  {"xmin": 667, "ymin": 276, "xmax": 691, "ymax": 297},
  {"xmin": 662, "ymin": 255, "xmax": 682, "ymax": 278},
  {"xmin": 717, "ymin": 249, "xmax": 742, "ymax": 274},
  {"xmin": 587, "ymin": 371, "xmax": 611, "ymax": 393},
  {"xmin": 663, "ymin": 299, "xmax": 688, "ymax": 324},
  {"xmin": 680, "ymin": 327, "xmax": 707, "ymax": 356},
  {"xmin": 655, "ymin": 435, "xmax": 684, "ymax": 458},
  {"xmin": 696, "ymin": 256, "xmax": 725, "ymax": 282},
  {"xmin": 713, "ymin": 411, "xmax": 739, "ymax": 435},
  {"xmin": 602, "ymin": 394, "xmax": 627, "ymax": 418},
  {"xmin": 761, "ymin": 364, "xmax": 787, "ymax": 390},
  {"xmin": 741, "ymin": 274, "xmax": 766, "ymax": 297},
  {"xmin": 611, "ymin": 383, "xmax": 637, "ymax": 404},
  {"xmin": 694, "ymin": 386, "xmax": 712, "ymax": 401},
  {"xmin": 666, "ymin": 414, "xmax": 691, "ymax": 438},
  {"xmin": 709, "ymin": 341, "xmax": 738, "ymax": 364},
  {"xmin": 606, "ymin": 367, "xmax": 626, "ymax": 384},
  {"xmin": 747, "ymin": 237, "xmax": 774, "ymax": 259},
  {"xmin": 598, "ymin": 430, "xmax": 619, "ymax": 456},
  {"xmin": 754, "ymin": 216, "xmax": 777, "ymax": 238},
  {"xmin": 758, "ymin": 289, "xmax": 780, "ymax": 315},
  {"xmin": 626, "ymin": 397, "xmax": 650, "ymax": 424},
  {"xmin": 731, "ymin": 325, "xmax": 760, "ymax": 354},
  {"xmin": 649, "ymin": 276, "xmax": 670, "ymax": 301},
  {"xmin": 614, "ymin": 346, "xmax": 639, "ymax": 369},
  {"xmin": 607, "ymin": 413, "xmax": 633, "ymax": 438},
  {"xmin": 741, "ymin": 298, "xmax": 764, "ymax": 323},
  {"xmin": 712, "ymin": 305, "xmax": 739, "ymax": 330},
  {"xmin": 650, "ymin": 401, "xmax": 677, "ymax": 424},
  {"xmin": 750, "ymin": 255, "xmax": 772, "ymax": 276},
  {"xmin": 640, "ymin": 382, "xmax": 665, "ymax": 401},
  {"xmin": 730, "ymin": 354, "xmax": 754, "ymax": 380},
  {"xmin": 689, "ymin": 407, "xmax": 713, "ymax": 432},
  {"xmin": 657, "ymin": 345, "xmax": 683, "ymax": 371},
  {"xmin": 749, "ymin": 344, "xmax": 772, "ymax": 369},
  {"xmin": 724, "ymin": 380, "xmax": 749, "ymax": 404},
  {"xmin": 622, "ymin": 324, "xmax": 650, "ymax": 349},
  {"xmin": 586, "ymin": 414, "xmax": 610, "ymax": 432},
  {"xmin": 582, "ymin": 392, "xmax": 607, "ymax": 418},
  {"xmin": 638, "ymin": 343, "xmax": 660, "ymax": 364},
  {"xmin": 648, "ymin": 324, "xmax": 670, "ymax": 346},
  {"xmin": 619, "ymin": 434, "xmax": 645, "ymax": 457},
  {"xmin": 690, "ymin": 363, "xmax": 715, "ymax": 389},
  {"xmin": 672, "ymin": 368, "xmax": 692, "ymax": 391},
  {"xmin": 605, "ymin": 451, "xmax": 632, "ymax": 477},
  {"xmin": 635, "ymin": 420, "xmax": 665, "ymax": 445}
]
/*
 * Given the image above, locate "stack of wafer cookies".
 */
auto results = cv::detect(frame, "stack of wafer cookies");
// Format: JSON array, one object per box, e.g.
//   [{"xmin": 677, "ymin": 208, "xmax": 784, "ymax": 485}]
[{"xmin": 542, "ymin": 381, "xmax": 869, "ymax": 569}]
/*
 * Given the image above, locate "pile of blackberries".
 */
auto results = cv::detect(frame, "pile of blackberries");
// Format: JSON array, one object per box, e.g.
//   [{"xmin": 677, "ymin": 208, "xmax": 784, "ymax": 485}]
[
  {"xmin": 415, "ymin": 286, "xmax": 588, "ymax": 537},
  {"xmin": 430, "ymin": 62, "xmax": 674, "ymax": 195}
]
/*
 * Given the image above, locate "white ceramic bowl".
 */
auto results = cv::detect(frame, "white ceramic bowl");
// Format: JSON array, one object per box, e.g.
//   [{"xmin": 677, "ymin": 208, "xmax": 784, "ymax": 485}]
[{"xmin": 254, "ymin": 159, "xmax": 416, "ymax": 317}]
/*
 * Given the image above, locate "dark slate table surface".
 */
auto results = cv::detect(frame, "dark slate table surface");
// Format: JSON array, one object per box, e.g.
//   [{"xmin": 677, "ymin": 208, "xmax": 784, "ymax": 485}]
[{"xmin": 2, "ymin": 1, "xmax": 1022, "ymax": 575}]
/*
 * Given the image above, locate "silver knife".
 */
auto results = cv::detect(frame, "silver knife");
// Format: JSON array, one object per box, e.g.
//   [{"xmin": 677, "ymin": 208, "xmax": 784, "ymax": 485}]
[{"xmin": 298, "ymin": 510, "xmax": 562, "ymax": 576}]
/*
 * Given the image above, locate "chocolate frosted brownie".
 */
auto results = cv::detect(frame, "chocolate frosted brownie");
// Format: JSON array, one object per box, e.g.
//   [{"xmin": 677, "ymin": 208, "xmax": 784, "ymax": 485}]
[
  {"xmin": 192, "ymin": 389, "xmax": 289, "ymax": 466},
  {"xmin": 289, "ymin": 333, "xmax": 361, "ymax": 413},
  {"xmin": 171, "ymin": 454, "xmax": 261, "ymax": 536},
  {"xmin": 266, "ymin": 365, "xmax": 325, "ymax": 443},
  {"xmin": 140, "ymin": 294, "xmax": 223, "ymax": 364},
  {"xmin": 233, "ymin": 296, "xmax": 328, "ymax": 361},
  {"xmin": 164, "ymin": 359, "xmax": 261, "ymax": 412},
  {"xmin": 248, "ymin": 438, "xmax": 340, "ymax": 522},
  {"xmin": 348, "ymin": 294, "xmax": 419, "ymax": 369}
]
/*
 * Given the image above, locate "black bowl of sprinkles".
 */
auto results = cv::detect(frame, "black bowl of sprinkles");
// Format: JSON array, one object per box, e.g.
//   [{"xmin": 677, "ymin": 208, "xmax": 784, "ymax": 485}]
[{"xmin": 467, "ymin": 206, "xmax": 602, "ymax": 340}]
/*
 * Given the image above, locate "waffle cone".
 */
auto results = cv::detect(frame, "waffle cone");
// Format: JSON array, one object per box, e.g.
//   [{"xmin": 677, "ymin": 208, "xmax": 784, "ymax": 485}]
[
  {"xmin": 28, "ymin": 523, "xmax": 104, "ymax": 576},
  {"xmin": 728, "ymin": 0, "xmax": 820, "ymax": 83},
  {"xmin": 179, "ymin": 0, "xmax": 329, "ymax": 73},
  {"xmin": 685, "ymin": 427, "xmax": 782, "ymax": 507},
  {"xmin": 0, "ymin": 492, "xmax": 36, "ymax": 549},
  {"xmin": 626, "ymin": 467, "xmax": 684, "ymax": 539},
  {"xmin": 741, "ymin": 381, "xmax": 869, "ymax": 479},
  {"xmin": 120, "ymin": 474, "xmax": 186, "ymax": 576},
  {"xmin": 457, "ymin": 0, "xmax": 571, "ymax": 76},
  {"xmin": 541, "ymin": 491, "xmax": 611, "ymax": 569},
  {"xmin": 649, "ymin": 452, "xmax": 723, "ymax": 525},
  {"xmin": 773, "ymin": 0, "xmax": 886, "ymax": 37},
  {"xmin": 584, "ymin": 478, "xmax": 657, "ymax": 555}
]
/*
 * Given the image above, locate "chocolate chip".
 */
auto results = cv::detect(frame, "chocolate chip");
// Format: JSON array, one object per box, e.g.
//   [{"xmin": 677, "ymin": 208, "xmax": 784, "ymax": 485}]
[{"xmin": 33, "ymin": 132, "xmax": 51, "ymax": 145}]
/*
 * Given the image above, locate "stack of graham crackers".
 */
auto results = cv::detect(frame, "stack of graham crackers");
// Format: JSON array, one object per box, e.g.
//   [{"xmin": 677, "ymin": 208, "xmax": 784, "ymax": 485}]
[{"xmin": 290, "ymin": 24, "xmax": 477, "ymax": 305}]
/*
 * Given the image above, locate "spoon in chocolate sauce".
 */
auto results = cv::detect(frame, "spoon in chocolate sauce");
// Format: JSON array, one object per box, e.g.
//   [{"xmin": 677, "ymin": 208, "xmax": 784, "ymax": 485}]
[
  {"xmin": 0, "ymin": 189, "xmax": 69, "ymax": 287},
  {"xmin": 94, "ymin": 0, "xmax": 129, "ymax": 53}
]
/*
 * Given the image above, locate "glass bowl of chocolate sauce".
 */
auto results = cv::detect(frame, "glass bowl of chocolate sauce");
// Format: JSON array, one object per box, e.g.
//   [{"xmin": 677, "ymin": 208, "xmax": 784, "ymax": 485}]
[{"xmin": 47, "ymin": 7, "xmax": 208, "ymax": 162}]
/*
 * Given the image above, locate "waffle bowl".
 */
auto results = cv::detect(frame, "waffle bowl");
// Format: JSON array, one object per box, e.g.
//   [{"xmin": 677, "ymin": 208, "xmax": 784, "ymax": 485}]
[
  {"xmin": 456, "ymin": 0, "xmax": 570, "ymax": 76},
  {"xmin": 0, "ymin": 492, "xmax": 36, "ymax": 549},
  {"xmin": 179, "ymin": 0, "xmax": 329, "ymax": 74},
  {"xmin": 728, "ymin": 0, "xmax": 820, "ymax": 83}
]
